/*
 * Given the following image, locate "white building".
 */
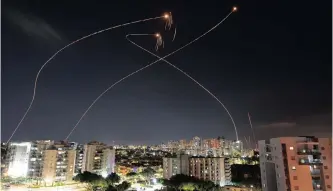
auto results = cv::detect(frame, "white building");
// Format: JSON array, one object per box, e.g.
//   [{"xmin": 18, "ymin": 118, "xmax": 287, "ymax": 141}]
[
  {"xmin": 189, "ymin": 157, "xmax": 231, "ymax": 186},
  {"xmin": 163, "ymin": 154, "xmax": 189, "ymax": 179},
  {"xmin": 6, "ymin": 140, "xmax": 54, "ymax": 178},
  {"xmin": 259, "ymin": 136, "xmax": 332, "ymax": 191},
  {"xmin": 163, "ymin": 155, "xmax": 231, "ymax": 186},
  {"xmin": 82, "ymin": 141, "xmax": 115, "ymax": 177},
  {"xmin": 7, "ymin": 142, "xmax": 32, "ymax": 177}
]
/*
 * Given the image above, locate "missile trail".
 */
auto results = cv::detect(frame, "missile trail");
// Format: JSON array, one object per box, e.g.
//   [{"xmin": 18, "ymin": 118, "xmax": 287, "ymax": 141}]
[
  {"xmin": 65, "ymin": 9, "xmax": 236, "ymax": 141},
  {"xmin": 248, "ymin": 112, "xmax": 257, "ymax": 148},
  {"xmin": 6, "ymin": 15, "xmax": 165, "ymax": 144},
  {"xmin": 125, "ymin": 34, "xmax": 239, "ymax": 140}
]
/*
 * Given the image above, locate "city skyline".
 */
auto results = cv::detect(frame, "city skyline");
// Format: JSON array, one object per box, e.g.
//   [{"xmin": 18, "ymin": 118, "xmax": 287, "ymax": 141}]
[{"xmin": 2, "ymin": 0, "xmax": 331, "ymax": 145}]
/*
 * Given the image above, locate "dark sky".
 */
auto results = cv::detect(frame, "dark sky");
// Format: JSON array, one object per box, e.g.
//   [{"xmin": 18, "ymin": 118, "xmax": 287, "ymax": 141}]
[{"xmin": 2, "ymin": 0, "xmax": 332, "ymax": 145}]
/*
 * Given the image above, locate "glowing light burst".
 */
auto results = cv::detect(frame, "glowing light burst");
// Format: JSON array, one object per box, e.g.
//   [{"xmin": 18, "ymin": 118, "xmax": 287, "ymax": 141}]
[
  {"xmin": 65, "ymin": 8, "xmax": 237, "ymax": 141},
  {"xmin": 164, "ymin": 12, "xmax": 173, "ymax": 30},
  {"xmin": 155, "ymin": 33, "xmax": 164, "ymax": 51},
  {"xmin": 6, "ymin": 14, "xmax": 168, "ymax": 144}
]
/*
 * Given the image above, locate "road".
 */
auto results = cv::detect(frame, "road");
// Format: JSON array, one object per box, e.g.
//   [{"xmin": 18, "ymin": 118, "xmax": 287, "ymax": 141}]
[{"xmin": 3, "ymin": 185, "xmax": 86, "ymax": 191}]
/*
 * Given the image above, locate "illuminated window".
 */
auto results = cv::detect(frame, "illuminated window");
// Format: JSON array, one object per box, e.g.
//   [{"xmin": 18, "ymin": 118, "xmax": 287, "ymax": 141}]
[
  {"xmin": 292, "ymin": 166, "xmax": 296, "ymax": 170},
  {"xmin": 289, "ymin": 147, "xmax": 294, "ymax": 150}
]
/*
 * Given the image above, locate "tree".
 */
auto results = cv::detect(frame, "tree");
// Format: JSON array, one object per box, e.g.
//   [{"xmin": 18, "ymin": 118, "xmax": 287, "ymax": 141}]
[
  {"xmin": 196, "ymin": 180, "xmax": 219, "ymax": 191},
  {"xmin": 105, "ymin": 173, "xmax": 121, "ymax": 186},
  {"xmin": 179, "ymin": 182, "xmax": 198, "ymax": 191},
  {"xmin": 74, "ymin": 171, "xmax": 107, "ymax": 190},
  {"xmin": 163, "ymin": 174, "xmax": 221, "ymax": 191},
  {"xmin": 115, "ymin": 181, "xmax": 131, "ymax": 191},
  {"xmin": 140, "ymin": 167, "xmax": 156, "ymax": 185},
  {"xmin": 126, "ymin": 172, "xmax": 139, "ymax": 184}
]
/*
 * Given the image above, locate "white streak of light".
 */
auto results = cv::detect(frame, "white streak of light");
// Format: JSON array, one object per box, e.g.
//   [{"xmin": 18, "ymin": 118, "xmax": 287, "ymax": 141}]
[
  {"xmin": 7, "ymin": 16, "xmax": 163, "ymax": 144},
  {"xmin": 126, "ymin": 34, "xmax": 239, "ymax": 141},
  {"xmin": 65, "ymin": 10, "xmax": 235, "ymax": 141}
]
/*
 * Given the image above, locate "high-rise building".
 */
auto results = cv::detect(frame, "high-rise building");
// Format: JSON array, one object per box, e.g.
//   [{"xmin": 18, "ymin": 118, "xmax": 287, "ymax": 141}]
[
  {"xmin": 1, "ymin": 143, "xmax": 8, "ymax": 176},
  {"xmin": 189, "ymin": 157, "xmax": 231, "ymax": 186},
  {"xmin": 231, "ymin": 140, "xmax": 243, "ymax": 156},
  {"xmin": 179, "ymin": 140, "xmax": 187, "ymax": 150},
  {"xmin": 69, "ymin": 142, "xmax": 84, "ymax": 175},
  {"xmin": 163, "ymin": 154, "xmax": 189, "ymax": 179},
  {"xmin": 6, "ymin": 140, "xmax": 54, "ymax": 178},
  {"xmin": 7, "ymin": 142, "xmax": 32, "ymax": 177},
  {"xmin": 82, "ymin": 141, "xmax": 115, "ymax": 177},
  {"xmin": 259, "ymin": 136, "xmax": 332, "ymax": 191},
  {"xmin": 41, "ymin": 141, "xmax": 76, "ymax": 184},
  {"xmin": 163, "ymin": 155, "xmax": 231, "ymax": 186}
]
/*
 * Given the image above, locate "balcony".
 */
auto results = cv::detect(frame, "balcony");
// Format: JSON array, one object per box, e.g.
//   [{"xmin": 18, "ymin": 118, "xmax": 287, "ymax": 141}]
[
  {"xmin": 312, "ymin": 180, "xmax": 323, "ymax": 191},
  {"xmin": 311, "ymin": 169, "xmax": 321, "ymax": 177},
  {"xmin": 297, "ymin": 149, "xmax": 321, "ymax": 155},
  {"xmin": 265, "ymin": 146, "xmax": 272, "ymax": 153},
  {"xmin": 299, "ymin": 158, "xmax": 322, "ymax": 165}
]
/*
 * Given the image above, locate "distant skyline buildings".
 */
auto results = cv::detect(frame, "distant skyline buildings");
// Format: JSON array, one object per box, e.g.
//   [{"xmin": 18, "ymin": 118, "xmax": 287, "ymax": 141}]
[{"xmin": 158, "ymin": 136, "xmax": 246, "ymax": 158}]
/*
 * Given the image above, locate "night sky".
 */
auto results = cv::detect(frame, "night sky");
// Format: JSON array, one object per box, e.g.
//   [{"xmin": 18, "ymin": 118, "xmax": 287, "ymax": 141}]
[{"xmin": 2, "ymin": 0, "xmax": 332, "ymax": 145}]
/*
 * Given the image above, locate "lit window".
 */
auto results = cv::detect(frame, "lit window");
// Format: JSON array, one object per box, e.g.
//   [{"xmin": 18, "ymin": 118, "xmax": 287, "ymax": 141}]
[
  {"xmin": 289, "ymin": 147, "xmax": 294, "ymax": 150},
  {"xmin": 292, "ymin": 166, "xmax": 296, "ymax": 170}
]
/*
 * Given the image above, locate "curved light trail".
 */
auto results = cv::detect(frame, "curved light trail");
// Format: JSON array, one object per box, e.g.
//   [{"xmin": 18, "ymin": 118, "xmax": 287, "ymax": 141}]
[
  {"xmin": 125, "ymin": 34, "xmax": 239, "ymax": 140},
  {"xmin": 65, "ymin": 8, "xmax": 236, "ymax": 141},
  {"xmin": 7, "ymin": 15, "xmax": 168, "ymax": 144}
]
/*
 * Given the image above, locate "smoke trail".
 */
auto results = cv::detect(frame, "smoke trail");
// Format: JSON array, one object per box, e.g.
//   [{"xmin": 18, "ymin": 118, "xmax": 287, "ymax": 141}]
[
  {"xmin": 65, "ymin": 9, "xmax": 236, "ymax": 141},
  {"xmin": 125, "ymin": 34, "xmax": 239, "ymax": 140},
  {"xmin": 248, "ymin": 112, "xmax": 257, "ymax": 148},
  {"xmin": 6, "ymin": 16, "xmax": 165, "ymax": 144},
  {"xmin": 172, "ymin": 27, "xmax": 177, "ymax": 42}
]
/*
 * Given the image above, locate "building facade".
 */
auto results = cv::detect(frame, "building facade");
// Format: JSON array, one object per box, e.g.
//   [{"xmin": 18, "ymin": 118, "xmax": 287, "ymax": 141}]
[
  {"xmin": 163, "ymin": 154, "xmax": 189, "ymax": 179},
  {"xmin": 189, "ymin": 157, "xmax": 231, "ymax": 186},
  {"xmin": 163, "ymin": 154, "xmax": 231, "ymax": 186},
  {"xmin": 82, "ymin": 141, "xmax": 115, "ymax": 177},
  {"xmin": 259, "ymin": 136, "xmax": 332, "ymax": 191},
  {"xmin": 6, "ymin": 140, "xmax": 54, "ymax": 178},
  {"xmin": 41, "ymin": 142, "xmax": 76, "ymax": 184},
  {"xmin": 69, "ymin": 142, "xmax": 84, "ymax": 175}
]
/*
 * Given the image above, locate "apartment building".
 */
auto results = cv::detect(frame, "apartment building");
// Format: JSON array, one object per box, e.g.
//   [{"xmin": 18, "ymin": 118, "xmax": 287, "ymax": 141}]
[
  {"xmin": 69, "ymin": 142, "xmax": 84, "ymax": 175},
  {"xmin": 6, "ymin": 140, "xmax": 54, "ymax": 178},
  {"xmin": 82, "ymin": 141, "xmax": 115, "ymax": 177},
  {"xmin": 189, "ymin": 157, "xmax": 231, "ymax": 186},
  {"xmin": 41, "ymin": 141, "xmax": 76, "ymax": 184},
  {"xmin": 163, "ymin": 154, "xmax": 231, "ymax": 186},
  {"xmin": 259, "ymin": 136, "xmax": 332, "ymax": 191},
  {"xmin": 1, "ymin": 143, "xmax": 8, "ymax": 176},
  {"xmin": 163, "ymin": 154, "xmax": 189, "ymax": 179}
]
